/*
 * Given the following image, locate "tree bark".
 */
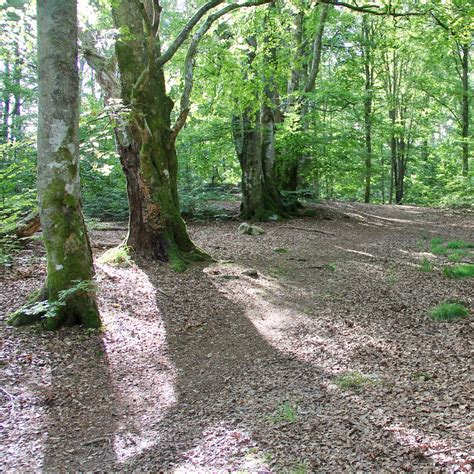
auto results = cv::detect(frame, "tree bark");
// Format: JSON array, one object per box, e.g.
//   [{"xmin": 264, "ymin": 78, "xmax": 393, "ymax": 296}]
[
  {"xmin": 1, "ymin": 59, "xmax": 10, "ymax": 144},
  {"xmin": 112, "ymin": 0, "xmax": 208, "ymax": 270},
  {"xmin": 232, "ymin": 21, "xmax": 287, "ymax": 221},
  {"xmin": 10, "ymin": 0, "xmax": 101, "ymax": 329},
  {"xmin": 232, "ymin": 112, "xmax": 287, "ymax": 220},
  {"xmin": 461, "ymin": 43, "xmax": 469, "ymax": 177},
  {"xmin": 362, "ymin": 16, "xmax": 373, "ymax": 203}
]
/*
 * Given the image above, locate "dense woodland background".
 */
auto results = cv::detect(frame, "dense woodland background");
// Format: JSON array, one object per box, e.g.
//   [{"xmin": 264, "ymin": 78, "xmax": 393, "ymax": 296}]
[{"xmin": 0, "ymin": 0, "xmax": 472, "ymax": 236}]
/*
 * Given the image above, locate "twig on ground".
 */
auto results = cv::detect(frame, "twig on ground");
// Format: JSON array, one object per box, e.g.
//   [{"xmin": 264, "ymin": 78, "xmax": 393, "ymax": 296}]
[
  {"xmin": 426, "ymin": 442, "xmax": 474, "ymax": 456},
  {"xmin": 82, "ymin": 437, "xmax": 108, "ymax": 446},
  {"xmin": 156, "ymin": 287, "xmax": 171, "ymax": 298},
  {"xmin": 94, "ymin": 226, "xmax": 128, "ymax": 231}
]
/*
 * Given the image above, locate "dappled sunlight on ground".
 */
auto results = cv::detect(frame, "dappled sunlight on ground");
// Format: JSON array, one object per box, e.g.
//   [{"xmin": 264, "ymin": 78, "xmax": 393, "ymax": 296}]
[
  {"xmin": 96, "ymin": 263, "xmax": 177, "ymax": 463},
  {"xmin": 174, "ymin": 424, "xmax": 267, "ymax": 472},
  {"xmin": 1, "ymin": 202, "xmax": 472, "ymax": 471},
  {"xmin": 386, "ymin": 423, "xmax": 473, "ymax": 471}
]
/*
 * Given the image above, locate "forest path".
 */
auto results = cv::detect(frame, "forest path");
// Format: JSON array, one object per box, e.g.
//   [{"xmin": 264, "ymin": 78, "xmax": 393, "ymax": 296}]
[{"xmin": 1, "ymin": 202, "xmax": 473, "ymax": 472}]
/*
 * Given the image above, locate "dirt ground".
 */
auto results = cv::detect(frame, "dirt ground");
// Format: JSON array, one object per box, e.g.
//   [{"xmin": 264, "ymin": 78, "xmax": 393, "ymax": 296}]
[{"xmin": 1, "ymin": 201, "xmax": 473, "ymax": 472}]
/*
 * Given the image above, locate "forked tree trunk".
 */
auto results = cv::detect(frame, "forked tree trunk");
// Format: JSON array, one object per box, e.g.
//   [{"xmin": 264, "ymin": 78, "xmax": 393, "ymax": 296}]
[
  {"xmin": 9, "ymin": 0, "xmax": 100, "ymax": 329},
  {"xmin": 112, "ymin": 0, "xmax": 208, "ymax": 270},
  {"xmin": 232, "ymin": 113, "xmax": 287, "ymax": 221}
]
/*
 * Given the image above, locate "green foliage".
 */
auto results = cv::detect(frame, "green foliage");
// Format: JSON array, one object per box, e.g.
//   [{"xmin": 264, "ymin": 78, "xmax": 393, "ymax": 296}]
[
  {"xmin": 430, "ymin": 238, "xmax": 474, "ymax": 261},
  {"xmin": 0, "ymin": 234, "xmax": 21, "ymax": 266},
  {"xmin": 442, "ymin": 264, "xmax": 474, "ymax": 279},
  {"xmin": 0, "ymin": 139, "xmax": 37, "ymax": 233},
  {"xmin": 289, "ymin": 459, "xmax": 311, "ymax": 474},
  {"xmin": 446, "ymin": 240, "xmax": 474, "ymax": 250},
  {"xmin": 79, "ymin": 97, "xmax": 129, "ymax": 221},
  {"xmin": 419, "ymin": 257, "xmax": 434, "ymax": 272},
  {"xmin": 273, "ymin": 247, "xmax": 289, "ymax": 254},
  {"xmin": 8, "ymin": 280, "xmax": 97, "ymax": 326},
  {"xmin": 429, "ymin": 302, "xmax": 469, "ymax": 321},
  {"xmin": 268, "ymin": 400, "xmax": 299, "ymax": 424},
  {"xmin": 335, "ymin": 371, "xmax": 376, "ymax": 391}
]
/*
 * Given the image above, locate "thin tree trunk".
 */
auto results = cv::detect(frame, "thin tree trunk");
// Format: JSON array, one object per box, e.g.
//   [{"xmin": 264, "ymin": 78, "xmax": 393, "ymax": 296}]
[
  {"xmin": 11, "ymin": 40, "xmax": 22, "ymax": 142},
  {"xmin": 362, "ymin": 17, "xmax": 373, "ymax": 203},
  {"xmin": 1, "ymin": 60, "xmax": 10, "ymax": 144},
  {"xmin": 461, "ymin": 43, "xmax": 469, "ymax": 177}
]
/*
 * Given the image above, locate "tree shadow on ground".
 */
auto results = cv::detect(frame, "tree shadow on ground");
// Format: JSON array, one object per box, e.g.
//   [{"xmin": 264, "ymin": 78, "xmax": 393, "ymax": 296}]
[
  {"xmin": 41, "ymin": 334, "xmax": 118, "ymax": 470},
  {"xmin": 117, "ymin": 262, "xmax": 445, "ymax": 472}
]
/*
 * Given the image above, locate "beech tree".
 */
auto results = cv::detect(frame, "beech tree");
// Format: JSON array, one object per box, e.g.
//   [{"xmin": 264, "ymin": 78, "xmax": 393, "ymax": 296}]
[
  {"xmin": 102, "ymin": 0, "xmax": 271, "ymax": 269},
  {"xmin": 231, "ymin": 6, "xmax": 288, "ymax": 221},
  {"xmin": 8, "ymin": 0, "xmax": 100, "ymax": 329}
]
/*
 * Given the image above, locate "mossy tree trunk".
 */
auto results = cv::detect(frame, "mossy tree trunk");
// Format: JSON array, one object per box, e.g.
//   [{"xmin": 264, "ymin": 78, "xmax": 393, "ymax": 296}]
[
  {"xmin": 232, "ymin": 112, "xmax": 287, "ymax": 221},
  {"xmin": 231, "ymin": 20, "xmax": 287, "ymax": 222},
  {"xmin": 9, "ymin": 0, "xmax": 101, "ymax": 329},
  {"xmin": 112, "ymin": 0, "xmax": 208, "ymax": 270}
]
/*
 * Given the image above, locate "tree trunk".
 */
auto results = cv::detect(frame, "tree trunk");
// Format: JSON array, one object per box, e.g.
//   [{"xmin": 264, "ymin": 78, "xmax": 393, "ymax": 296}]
[
  {"xmin": 10, "ymin": 0, "xmax": 101, "ymax": 329},
  {"xmin": 232, "ymin": 113, "xmax": 287, "ymax": 221},
  {"xmin": 461, "ymin": 43, "xmax": 469, "ymax": 177},
  {"xmin": 362, "ymin": 16, "xmax": 373, "ymax": 203},
  {"xmin": 1, "ymin": 59, "xmax": 10, "ymax": 144},
  {"xmin": 10, "ymin": 40, "xmax": 22, "ymax": 142},
  {"xmin": 112, "ymin": 0, "xmax": 208, "ymax": 270},
  {"xmin": 278, "ymin": 10, "xmax": 304, "ymax": 192}
]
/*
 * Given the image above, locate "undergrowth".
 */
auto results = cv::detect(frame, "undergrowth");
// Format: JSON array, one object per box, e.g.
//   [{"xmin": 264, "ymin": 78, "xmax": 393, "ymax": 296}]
[
  {"xmin": 429, "ymin": 238, "xmax": 473, "ymax": 262},
  {"xmin": 335, "ymin": 371, "xmax": 377, "ymax": 391},
  {"xmin": 419, "ymin": 257, "xmax": 434, "ymax": 272},
  {"xmin": 429, "ymin": 302, "xmax": 469, "ymax": 321},
  {"xmin": 268, "ymin": 400, "xmax": 299, "ymax": 424},
  {"xmin": 442, "ymin": 264, "xmax": 474, "ymax": 279},
  {"xmin": 98, "ymin": 245, "xmax": 133, "ymax": 267}
]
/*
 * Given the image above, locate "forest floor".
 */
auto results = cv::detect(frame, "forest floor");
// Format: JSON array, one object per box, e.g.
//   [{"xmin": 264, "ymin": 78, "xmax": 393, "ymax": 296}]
[{"xmin": 1, "ymin": 201, "xmax": 473, "ymax": 473}]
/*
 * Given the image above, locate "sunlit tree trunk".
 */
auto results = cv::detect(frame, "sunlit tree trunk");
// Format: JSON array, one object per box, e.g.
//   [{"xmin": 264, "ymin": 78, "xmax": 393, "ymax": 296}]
[
  {"xmin": 112, "ymin": 0, "xmax": 208, "ymax": 270},
  {"xmin": 9, "ymin": 0, "xmax": 100, "ymax": 329},
  {"xmin": 461, "ymin": 43, "xmax": 469, "ymax": 177},
  {"xmin": 1, "ymin": 60, "xmax": 10, "ymax": 144},
  {"xmin": 362, "ymin": 16, "xmax": 374, "ymax": 203},
  {"xmin": 233, "ymin": 18, "xmax": 287, "ymax": 221}
]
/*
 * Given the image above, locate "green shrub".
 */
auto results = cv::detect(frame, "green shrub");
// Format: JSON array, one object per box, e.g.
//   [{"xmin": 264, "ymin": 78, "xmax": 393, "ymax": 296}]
[
  {"xmin": 268, "ymin": 400, "xmax": 298, "ymax": 424},
  {"xmin": 429, "ymin": 302, "xmax": 469, "ymax": 321},
  {"xmin": 446, "ymin": 240, "xmax": 474, "ymax": 249},
  {"xmin": 442, "ymin": 264, "xmax": 474, "ymax": 279},
  {"xmin": 419, "ymin": 257, "xmax": 433, "ymax": 272}
]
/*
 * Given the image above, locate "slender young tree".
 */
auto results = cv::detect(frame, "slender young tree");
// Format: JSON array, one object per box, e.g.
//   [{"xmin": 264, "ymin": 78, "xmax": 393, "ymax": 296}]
[{"xmin": 9, "ymin": 0, "xmax": 101, "ymax": 329}]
